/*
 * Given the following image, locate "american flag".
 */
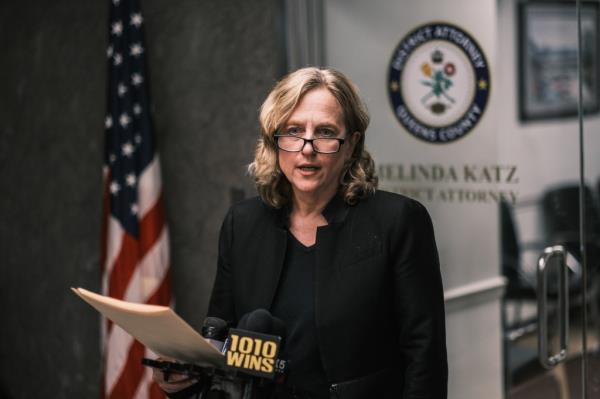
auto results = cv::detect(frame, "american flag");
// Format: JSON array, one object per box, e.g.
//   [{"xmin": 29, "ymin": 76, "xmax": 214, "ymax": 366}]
[{"xmin": 101, "ymin": 0, "xmax": 171, "ymax": 398}]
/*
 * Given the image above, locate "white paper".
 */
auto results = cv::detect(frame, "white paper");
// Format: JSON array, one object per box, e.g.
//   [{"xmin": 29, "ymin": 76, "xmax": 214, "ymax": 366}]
[{"xmin": 72, "ymin": 287, "xmax": 225, "ymax": 367}]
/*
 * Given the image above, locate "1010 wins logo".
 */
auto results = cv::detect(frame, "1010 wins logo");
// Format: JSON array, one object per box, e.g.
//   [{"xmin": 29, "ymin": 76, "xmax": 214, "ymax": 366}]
[{"xmin": 225, "ymin": 329, "xmax": 283, "ymax": 378}]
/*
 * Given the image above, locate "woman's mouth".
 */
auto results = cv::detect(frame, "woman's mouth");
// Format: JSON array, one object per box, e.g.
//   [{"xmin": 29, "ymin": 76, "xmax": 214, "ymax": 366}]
[{"xmin": 297, "ymin": 165, "xmax": 320, "ymax": 174}]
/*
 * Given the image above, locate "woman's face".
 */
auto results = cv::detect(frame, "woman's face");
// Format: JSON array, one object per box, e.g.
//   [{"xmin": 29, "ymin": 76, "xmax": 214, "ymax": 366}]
[{"xmin": 277, "ymin": 87, "xmax": 357, "ymax": 202}]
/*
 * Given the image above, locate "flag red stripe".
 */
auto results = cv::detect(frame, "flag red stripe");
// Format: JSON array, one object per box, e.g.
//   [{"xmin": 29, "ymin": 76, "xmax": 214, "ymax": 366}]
[
  {"xmin": 138, "ymin": 193, "xmax": 166, "ymax": 257},
  {"xmin": 108, "ymin": 232, "xmax": 140, "ymax": 301},
  {"xmin": 105, "ymin": 202, "xmax": 169, "ymax": 337},
  {"xmin": 100, "ymin": 367, "xmax": 106, "ymax": 399},
  {"xmin": 100, "ymin": 171, "xmax": 111, "ymax": 274},
  {"xmin": 149, "ymin": 381, "xmax": 165, "ymax": 399},
  {"xmin": 108, "ymin": 340, "xmax": 146, "ymax": 399},
  {"xmin": 107, "ymin": 192, "xmax": 166, "ymax": 302},
  {"xmin": 144, "ymin": 271, "xmax": 172, "ymax": 398},
  {"xmin": 147, "ymin": 269, "xmax": 172, "ymax": 306}
]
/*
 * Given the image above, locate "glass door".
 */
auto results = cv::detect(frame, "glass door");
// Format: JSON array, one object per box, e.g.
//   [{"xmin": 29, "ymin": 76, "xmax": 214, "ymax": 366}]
[
  {"xmin": 581, "ymin": 0, "xmax": 600, "ymax": 394},
  {"xmin": 500, "ymin": 1, "xmax": 600, "ymax": 398}
]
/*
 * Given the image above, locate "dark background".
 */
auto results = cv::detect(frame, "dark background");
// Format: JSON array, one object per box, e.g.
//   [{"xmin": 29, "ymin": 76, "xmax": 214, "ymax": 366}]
[{"xmin": 0, "ymin": 1, "xmax": 284, "ymax": 397}]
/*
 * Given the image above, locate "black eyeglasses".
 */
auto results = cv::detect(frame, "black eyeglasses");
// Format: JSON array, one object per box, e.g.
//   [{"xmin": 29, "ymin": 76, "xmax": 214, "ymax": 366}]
[{"xmin": 274, "ymin": 134, "xmax": 346, "ymax": 154}]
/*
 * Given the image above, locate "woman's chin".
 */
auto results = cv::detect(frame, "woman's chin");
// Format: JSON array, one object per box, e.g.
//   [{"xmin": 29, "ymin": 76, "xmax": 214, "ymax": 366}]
[
  {"xmin": 290, "ymin": 181, "xmax": 322, "ymax": 196},
  {"xmin": 290, "ymin": 181, "xmax": 339, "ymax": 201},
  {"xmin": 292, "ymin": 185, "xmax": 319, "ymax": 196}
]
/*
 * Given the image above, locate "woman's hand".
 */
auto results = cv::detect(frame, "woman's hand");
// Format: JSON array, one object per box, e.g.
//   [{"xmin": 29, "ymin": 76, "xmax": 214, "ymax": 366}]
[{"xmin": 150, "ymin": 357, "xmax": 199, "ymax": 394}]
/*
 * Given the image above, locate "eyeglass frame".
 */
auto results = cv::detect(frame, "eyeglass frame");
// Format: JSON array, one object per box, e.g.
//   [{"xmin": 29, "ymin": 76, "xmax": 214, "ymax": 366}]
[{"xmin": 273, "ymin": 133, "xmax": 347, "ymax": 154}]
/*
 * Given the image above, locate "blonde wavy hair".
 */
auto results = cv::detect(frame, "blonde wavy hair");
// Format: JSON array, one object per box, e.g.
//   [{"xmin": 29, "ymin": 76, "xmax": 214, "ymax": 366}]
[{"xmin": 248, "ymin": 67, "xmax": 378, "ymax": 208}]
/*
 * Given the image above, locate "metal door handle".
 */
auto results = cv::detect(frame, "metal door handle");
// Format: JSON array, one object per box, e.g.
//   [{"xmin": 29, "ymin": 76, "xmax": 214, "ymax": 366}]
[{"xmin": 537, "ymin": 245, "xmax": 569, "ymax": 369}]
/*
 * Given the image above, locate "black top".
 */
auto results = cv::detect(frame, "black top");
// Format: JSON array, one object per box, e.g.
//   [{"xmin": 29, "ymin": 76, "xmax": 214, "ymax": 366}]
[
  {"xmin": 271, "ymin": 232, "xmax": 329, "ymax": 398},
  {"xmin": 208, "ymin": 191, "xmax": 447, "ymax": 398}
]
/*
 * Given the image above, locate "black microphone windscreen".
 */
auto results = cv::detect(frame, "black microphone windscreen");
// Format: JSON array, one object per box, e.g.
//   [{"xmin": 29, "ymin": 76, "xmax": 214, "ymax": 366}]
[
  {"xmin": 237, "ymin": 309, "xmax": 286, "ymax": 338},
  {"xmin": 202, "ymin": 316, "xmax": 228, "ymax": 340}
]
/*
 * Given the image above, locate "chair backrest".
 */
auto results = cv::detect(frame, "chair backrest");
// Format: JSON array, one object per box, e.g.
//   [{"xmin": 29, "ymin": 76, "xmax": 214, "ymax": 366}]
[
  {"xmin": 541, "ymin": 184, "xmax": 600, "ymax": 241},
  {"xmin": 500, "ymin": 200, "xmax": 520, "ymax": 283}
]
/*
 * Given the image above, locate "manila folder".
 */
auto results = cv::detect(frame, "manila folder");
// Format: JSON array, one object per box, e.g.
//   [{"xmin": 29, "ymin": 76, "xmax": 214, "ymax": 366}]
[{"xmin": 72, "ymin": 287, "xmax": 224, "ymax": 367}]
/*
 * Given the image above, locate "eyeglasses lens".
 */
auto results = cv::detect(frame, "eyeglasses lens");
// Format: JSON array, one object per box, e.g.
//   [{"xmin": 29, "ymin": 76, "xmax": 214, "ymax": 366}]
[{"xmin": 277, "ymin": 136, "xmax": 340, "ymax": 154}]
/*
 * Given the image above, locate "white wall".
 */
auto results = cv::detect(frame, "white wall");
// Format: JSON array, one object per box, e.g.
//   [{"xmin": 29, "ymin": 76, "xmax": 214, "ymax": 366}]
[{"xmin": 324, "ymin": 0, "xmax": 501, "ymax": 290}]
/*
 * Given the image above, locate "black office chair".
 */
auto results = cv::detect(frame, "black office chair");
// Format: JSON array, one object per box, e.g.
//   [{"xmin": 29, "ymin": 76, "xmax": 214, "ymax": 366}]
[
  {"xmin": 541, "ymin": 184, "xmax": 600, "ymax": 266},
  {"xmin": 501, "ymin": 200, "xmax": 546, "ymax": 389},
  {"xmin": 501, "ymin": 200, "xmax": 537, "ymax": 301}
]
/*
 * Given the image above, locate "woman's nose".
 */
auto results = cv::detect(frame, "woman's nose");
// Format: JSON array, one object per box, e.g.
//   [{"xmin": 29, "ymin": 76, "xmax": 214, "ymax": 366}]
[{"xmin": 301, "ymin": 138, "xmax": 316, "ymax": 155}]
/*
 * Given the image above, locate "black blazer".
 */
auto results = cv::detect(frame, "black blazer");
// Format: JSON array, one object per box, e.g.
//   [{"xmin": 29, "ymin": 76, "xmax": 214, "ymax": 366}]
[{"xmin": 208, "ymin": 191, "xmax": 448, "ymax": 399}]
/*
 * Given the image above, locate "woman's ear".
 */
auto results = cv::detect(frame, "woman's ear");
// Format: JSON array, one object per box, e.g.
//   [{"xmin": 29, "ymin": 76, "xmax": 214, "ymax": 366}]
[{"xmin": 348, "ymin": 131, "xmax": 361, "ymax": 154}]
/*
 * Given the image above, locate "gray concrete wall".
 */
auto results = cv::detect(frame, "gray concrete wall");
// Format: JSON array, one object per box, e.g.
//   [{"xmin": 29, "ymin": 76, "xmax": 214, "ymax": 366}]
[{"xmin": 0, "ymin": 1, "xmax": 283, "ymax": 397}]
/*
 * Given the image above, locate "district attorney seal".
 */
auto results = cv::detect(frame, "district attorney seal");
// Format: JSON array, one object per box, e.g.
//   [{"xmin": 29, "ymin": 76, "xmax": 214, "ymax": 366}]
[{"xmin": 388, "ymin": 22, "xmax": 490, "ymax": 143}]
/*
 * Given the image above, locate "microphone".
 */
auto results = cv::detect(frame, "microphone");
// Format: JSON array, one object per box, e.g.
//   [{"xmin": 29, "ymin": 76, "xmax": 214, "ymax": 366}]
[
  {"xmin": 142, "ymin": 316, "xmax": 230, "ymax": 395},
  {"xmin": 202, "ymin": 316, "xmax": 229, "ymax": 352},
  {"xmin": 225, "ymin": 309, "xmax": 286, "ymax": 375},
  {"xmin": 143, "ymin": 311, "xmax": 287, "ymax": 399},
  {"xmin": 237, "ymin": 309, "xmax": 286, "ymax": 342},
  {"xmin": 225, "ymin": 309, "xmax": 288, "ymax": 399}
]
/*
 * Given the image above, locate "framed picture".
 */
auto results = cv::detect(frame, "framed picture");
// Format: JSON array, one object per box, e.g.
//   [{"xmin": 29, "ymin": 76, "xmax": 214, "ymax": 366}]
[{"xmin": 518, "ymin": 1, "xmax": 600, "ymax": 121}]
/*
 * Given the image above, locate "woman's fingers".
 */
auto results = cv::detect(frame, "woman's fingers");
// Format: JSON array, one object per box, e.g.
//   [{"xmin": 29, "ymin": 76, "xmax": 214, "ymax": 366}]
[{"xmin": 150, "ymin": 358, "xmax": 198, "ymax": 393}]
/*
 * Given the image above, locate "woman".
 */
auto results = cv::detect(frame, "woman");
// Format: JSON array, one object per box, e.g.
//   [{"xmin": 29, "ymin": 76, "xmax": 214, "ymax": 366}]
[{"xmin": 156, "ymin": 67, "xmax": 447, "ymax": 398}]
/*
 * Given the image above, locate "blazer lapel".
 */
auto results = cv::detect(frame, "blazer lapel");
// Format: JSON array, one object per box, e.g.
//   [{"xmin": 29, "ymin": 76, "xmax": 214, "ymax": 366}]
[
  {"xmin": 250, "ymin": 206, "xmax": 289, "ymax": 312},
  {"xmin": 261, "ymin": 226, "xmax": 288, "ymax": 310},
  {"xmin": 314, "ymin": 196, "xmax": 352, "ymax": 378}
]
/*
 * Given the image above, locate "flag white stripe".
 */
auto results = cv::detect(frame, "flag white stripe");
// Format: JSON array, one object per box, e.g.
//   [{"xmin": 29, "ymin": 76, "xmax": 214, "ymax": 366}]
[
  {"xmin": 138, "ymin": 156, "xmax": 163, "ymax": 216},
  {"xmin": 102, "ymin": 216, "xmax": 126, "ymax": 293},
  {"xmin": 132, "ymin": 368, "xmax": 151, "ymax": 399},
  {"xmin": 105, "ymin": 324, "xmax": 135, "ymax": 393}
]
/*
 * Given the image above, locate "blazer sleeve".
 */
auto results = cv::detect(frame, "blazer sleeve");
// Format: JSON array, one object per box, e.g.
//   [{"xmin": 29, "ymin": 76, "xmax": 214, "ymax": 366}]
[
  {"xmin": 392, "ymin": 201, "xmax": 448, "ymax": 399},
  {"xmin": 207, "ymin": 208, "xmax": 236, "ymax": 325}
]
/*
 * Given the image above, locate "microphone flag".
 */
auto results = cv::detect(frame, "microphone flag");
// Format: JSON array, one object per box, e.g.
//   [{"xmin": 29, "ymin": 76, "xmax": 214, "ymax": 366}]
[{"xmin": 225, "ymin": 329, "xmax": 282, "ymax": 379}]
